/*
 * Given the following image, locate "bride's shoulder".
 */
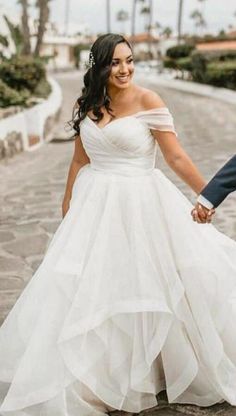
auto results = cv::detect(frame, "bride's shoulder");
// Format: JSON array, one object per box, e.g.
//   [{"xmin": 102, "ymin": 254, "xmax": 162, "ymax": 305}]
[{"xmin": 137, "ymin": 87, "xmax": 166, "ymax": 111}]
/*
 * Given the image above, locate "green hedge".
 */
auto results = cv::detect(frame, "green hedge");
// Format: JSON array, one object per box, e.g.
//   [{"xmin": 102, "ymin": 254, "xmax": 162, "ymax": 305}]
[
  {"xmin": 163, "ymin": 57, "xmax": 178, "ymax": 69},
  {"xmin": 0, "ymin": 56, "xmax": 51, "ymax": 108},
  {"xmin": 177, "ymin": 57, "xmax": 193, "ymax": 71},
  {"xmin": 166, "ymin": 44, "xmax": 195, "ymax": 59},
  {"xmin": 0, "ymin": 80, "xmax": 29, "ymax": 107},
  {"xmin": 191, "ymin": 52, "xmax": 208, "ymax": 83},
  {"xmin": 206, "ymin": 60, "xmax": 236, "ymax": 89},
  {"xmin": 0, "ymin": 56, "xmax": 46, "ymax": 92}
]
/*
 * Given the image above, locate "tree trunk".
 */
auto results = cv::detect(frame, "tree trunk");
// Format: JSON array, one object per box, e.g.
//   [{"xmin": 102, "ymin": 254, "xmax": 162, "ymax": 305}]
[
  {"xmin": 148, "ymin": 0, "xmax": 153, "ymax": 57},
  {"xmin": 131, "ymin": 0, "xmax": 137, "ymax": 36},
  {"xmin": 106, "ymin": 0, "xmax": 111, "ymax": 33},
  {"xmin": 177, "ymin": 0, "xmax": 184, "ymax": 44},
  {"xmin": 34, "ymin": 0, "xmax": 50, "ymax": 57},
  {"xmin": 19, "ymin": 0, "xmax": 31, "ymax": 54}
]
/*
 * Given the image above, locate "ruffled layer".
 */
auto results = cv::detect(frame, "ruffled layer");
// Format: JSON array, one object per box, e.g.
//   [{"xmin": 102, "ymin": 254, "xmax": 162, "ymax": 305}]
[{"xmin": 1, "ymin": 165, "xmax": 236, "ymax": 415}]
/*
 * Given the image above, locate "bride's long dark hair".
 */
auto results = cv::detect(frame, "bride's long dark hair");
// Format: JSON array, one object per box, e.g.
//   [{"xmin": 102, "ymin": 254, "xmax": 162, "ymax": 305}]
[{"xmin": 71, "ymin": 33, "xmax": 133, "ymax": 136}]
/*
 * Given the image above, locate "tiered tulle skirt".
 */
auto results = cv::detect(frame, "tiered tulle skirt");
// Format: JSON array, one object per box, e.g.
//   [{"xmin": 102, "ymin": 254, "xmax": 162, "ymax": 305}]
[{"xmin": 1, "ymin": 164, "xmax": 236, "ymax": 415}]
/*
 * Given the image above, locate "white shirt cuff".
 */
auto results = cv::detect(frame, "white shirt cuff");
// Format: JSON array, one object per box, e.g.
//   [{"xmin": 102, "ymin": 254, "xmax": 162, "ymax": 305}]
[{"xmin": 197, "ymin": 195, "xmax": 214, "ymax": 209}]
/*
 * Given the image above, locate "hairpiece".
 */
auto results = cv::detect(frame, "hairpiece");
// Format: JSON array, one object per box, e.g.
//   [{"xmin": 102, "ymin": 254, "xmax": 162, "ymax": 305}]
[{"xmin": 88, "ymin": 51, "xmax": 96, "ymax": 68}]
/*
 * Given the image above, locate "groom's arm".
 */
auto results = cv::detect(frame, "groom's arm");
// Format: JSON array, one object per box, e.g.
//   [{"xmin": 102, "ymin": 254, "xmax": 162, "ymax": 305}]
[{"xmin": 198, "ymin": 155, "xmax": 236, "ymax": 208}]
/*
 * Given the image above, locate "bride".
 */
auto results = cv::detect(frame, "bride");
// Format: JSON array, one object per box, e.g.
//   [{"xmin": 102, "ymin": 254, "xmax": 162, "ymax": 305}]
[{"xmin": 1, "ymin": 33, "xmax": 236, "ymax": 416}]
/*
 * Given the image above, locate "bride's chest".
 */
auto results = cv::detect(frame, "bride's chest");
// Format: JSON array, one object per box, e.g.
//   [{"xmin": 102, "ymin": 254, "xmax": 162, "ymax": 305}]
[{"xmin": 82, "ymin": 116, "xmax": 155, "ymax": 154}]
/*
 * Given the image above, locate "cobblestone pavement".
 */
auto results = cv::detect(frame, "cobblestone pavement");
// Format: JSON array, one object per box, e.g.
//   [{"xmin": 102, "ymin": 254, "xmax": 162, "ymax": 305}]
[{"xmin": 0, "ymin": 71, "xmax": 236, "ymax": 415}]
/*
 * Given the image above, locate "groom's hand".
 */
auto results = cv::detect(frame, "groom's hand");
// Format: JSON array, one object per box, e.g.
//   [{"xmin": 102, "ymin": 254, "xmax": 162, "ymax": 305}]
[{"xmin": 191, "ymin": 203, "xmax": 215, "ymax": 224}]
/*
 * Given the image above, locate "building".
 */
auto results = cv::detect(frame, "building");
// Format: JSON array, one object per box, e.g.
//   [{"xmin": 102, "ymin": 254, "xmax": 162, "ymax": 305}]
[{"xmin": 127, "ymin": 33, "xmax": 159, "ymax": 60}]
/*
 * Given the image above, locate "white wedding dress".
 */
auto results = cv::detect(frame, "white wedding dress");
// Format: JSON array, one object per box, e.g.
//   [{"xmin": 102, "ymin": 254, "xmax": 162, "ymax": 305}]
[{"xmin": 1, "ymin": 108, "xmax": 236, "ymax": 416}]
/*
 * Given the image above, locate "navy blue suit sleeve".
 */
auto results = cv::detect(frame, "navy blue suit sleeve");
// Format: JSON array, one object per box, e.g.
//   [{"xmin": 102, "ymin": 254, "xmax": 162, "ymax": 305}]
[{"xmin": 201, "ymin": 155, "xmax": 236, "ymax": 208}]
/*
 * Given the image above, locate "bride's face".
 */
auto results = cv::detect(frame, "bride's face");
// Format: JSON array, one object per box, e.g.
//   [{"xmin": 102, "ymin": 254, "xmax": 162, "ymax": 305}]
[{"xmin": 108, "ymin": 42, "xmax": 134, "ymax": 89}]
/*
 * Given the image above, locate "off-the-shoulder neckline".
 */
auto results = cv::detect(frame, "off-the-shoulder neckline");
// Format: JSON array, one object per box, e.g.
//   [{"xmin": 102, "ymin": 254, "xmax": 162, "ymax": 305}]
[{"xmin": 86, "ymin": 106, "xmax": 169, "ymax": 130}]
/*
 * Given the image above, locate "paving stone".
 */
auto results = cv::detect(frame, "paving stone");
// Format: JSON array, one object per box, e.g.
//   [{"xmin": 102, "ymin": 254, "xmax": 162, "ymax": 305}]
[
  {"xmin": 0, "ymin": 255, "xmax": 26, "ymax": 272},
  {"xmin": 3, "ymin": 234, "xmax": 49, "ymax": 257},
  {"xmin": 0, "ymin": 276, "xmax": 25, "ymax": 290},
  {"xmin": 40, "ymin": 220, "xmax": 61, "ymax": 233},
  {"xmin": 11, "ymin": 222, "xmax": 41, "ymax": 234},
  {"xmin": 0, "ymin": 231, "xmax": 15, "ymax": 242}
]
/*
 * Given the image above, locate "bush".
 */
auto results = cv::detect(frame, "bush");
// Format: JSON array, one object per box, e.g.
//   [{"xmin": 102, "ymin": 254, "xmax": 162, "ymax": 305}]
[
  {"xmin": 33, "ymin": 78, "xmax": 51, "ymax": 99},
  {"xmin": 0, "ymin": 80, "xmax": 29, "ymax": 107},
  {"xmin": 177, "ymin": 57, "xmax": 193, "ymax": 71},
  {"xmin": 166, "ymin": 44, "xmax": 195, "ymax": 59},
  {"xmin": 163, "ymin": 57, "xmax": 178, "ymax": 69},
  {"xmin": 191, "ymin": 52, "xmax": 208, "ymax": 83},
  {"xmin": 0, "ymin": 56, "xmax": 46, "ymax": 93},
  {"xmin": 206, "ymin": 60, "xmax": 236, "ymax": 89},
  {"xmin": 195, "ymin": 49, "xmax": 236, "ymax": 62}
]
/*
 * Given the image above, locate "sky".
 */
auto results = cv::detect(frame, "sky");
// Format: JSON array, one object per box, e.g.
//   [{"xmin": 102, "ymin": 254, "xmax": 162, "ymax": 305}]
[{"xmin": 1, "ymin": 0, "xmax": 236, "ymax": 36}]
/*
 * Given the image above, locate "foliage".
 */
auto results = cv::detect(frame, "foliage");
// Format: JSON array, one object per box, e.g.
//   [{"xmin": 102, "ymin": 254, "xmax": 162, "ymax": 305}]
[
  {"xmin": 0, "ymin": 56, "xmax": 51, "ymax": 108},
  {"xmin": 195, "ymin": 50, "xmax": 236, "ymax": 62},
  {"xmin": 0, "ymin": 80, "xmax": 29, "ymax": 107},
  {"xmin": 0, "ymin": 56, "xmax": 46, "ymax": 93},
  {"xmin": 33, "ymin": 78, "xmax": 51, "ymax": 98},
  {"xmin": 191, "ymin": 52, "xmax": 208, "ymax": 83},
  {"xmin": 177, "ymin": 57, "xmax": 193, "ymax": 71},
  {"xmin": 163, "ymin": 57, "xmax": 178, "ymax": 69},
  {"xmin": 0, "ymin": 34, "xmax": 9, "ymax": 48},
  {"xmin": 3, "ymin": 15, "xmax": 24, "ymax": 55},
  {"xmin": 205, "ymin": 60, "xmax": 236, "ymax": 90},
  {"xmin": 166, "ymin": 44, "xmax": 195, "ymax": 59}
]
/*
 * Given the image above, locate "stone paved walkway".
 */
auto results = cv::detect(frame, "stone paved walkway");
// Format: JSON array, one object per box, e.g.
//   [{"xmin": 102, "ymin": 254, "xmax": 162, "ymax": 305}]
[{"xmin": 0, "ymin": 71, "xmax": 236, "ymax": 415}]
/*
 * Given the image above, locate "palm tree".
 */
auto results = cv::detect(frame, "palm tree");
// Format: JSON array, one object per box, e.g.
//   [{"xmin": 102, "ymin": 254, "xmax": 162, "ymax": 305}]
[
  {"xmin": 131, "ymin": 0, "xmax": 146, "ymax": 34},
  {"xmin": 190, "ymin": 9, "xmax": 206, "ymax": 35},
  {"xmin": 197, "ymin": 0, "xmax": 207, "ymax": 32},
  {"xmin": 131, "ymin": 0, "xmax": 138, "ymax": 36},
  {"xmin": 162, "ymin": 26, "xmax": 173, "ymax": 38},
  {"xmin": 34, "ymin": 0, "xmax": 50, "ymax": 57},
  {"xmin": 64, "ymin": 0, "xmax": 71, "ymax": 35},
  {"xmin": 177, "ymin": 0, "xmax": 184, "ymax": 44},
  {"xmin": 18, "ymin": 0, "xmax": 31, "ymax": 54},
  {"xmin": 140, "ymin": 5, "xmax": 151, "ymax": 33},
  {"xmin": 116, "ymin": 9, "xmax": 129, "ymax": 35},
  {"xmin": 106, "ymin": 0, "xmax": 111, "ymax": 33}
]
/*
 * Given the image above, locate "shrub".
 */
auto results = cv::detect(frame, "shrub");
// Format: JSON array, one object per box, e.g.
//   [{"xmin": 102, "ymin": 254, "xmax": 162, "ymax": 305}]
[
  {"xmin": 191, "ymin": 52, "xmax": 208, "ymax": 83},
  {"xmin": 163, "ymin": 57, "xmax": 178, "ymax": 69},
  {"xmin": 206, "ymin": 60, "xmax": 236, "ymax": 89},
  {"xmin": 195, "ymin": 49, "xmax": 236, "ymax": 62},
  {"xmin": 0, "ymin": 80, "xmax": 29, "ymax": 107},
  {"xmin": 33, "ymin": 78, "xmax": 51, "ymax": 99},
  {"xmin": 0, "ymin": 56, "xmax": 46, "ymax": 93},
  {"xmin": 177, "ymin": 57, "xmax": 193, "ymax": 71},
  {"xmin": 166, "ymin": 44, "xmax": 195, "ymax": 59}
]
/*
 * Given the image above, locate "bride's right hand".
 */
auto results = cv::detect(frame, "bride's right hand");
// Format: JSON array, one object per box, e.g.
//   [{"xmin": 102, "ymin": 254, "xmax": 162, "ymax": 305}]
[{"xmin": 62, "ymin": 197, "xmax": 70, "ymax": 218}]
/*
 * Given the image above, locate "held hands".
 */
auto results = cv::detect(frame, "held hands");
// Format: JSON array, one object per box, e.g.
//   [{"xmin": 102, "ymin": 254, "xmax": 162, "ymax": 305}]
[{"xmin": 191, "ymin": 203, "xmax": 215, "ymax": 224}]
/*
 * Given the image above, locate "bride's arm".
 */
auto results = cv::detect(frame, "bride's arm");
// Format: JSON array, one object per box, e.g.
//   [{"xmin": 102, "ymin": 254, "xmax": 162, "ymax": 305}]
[
  {"xmin": 62, "ymin": 136, "xmax": 90, "ymax": 217},
  {"xmin": 141, "ymin": 90, "xmax": 206, "ymax": 195},
  {"xmin": 154, "ymin": 130, "xmax": 206, "ymax": 194}
]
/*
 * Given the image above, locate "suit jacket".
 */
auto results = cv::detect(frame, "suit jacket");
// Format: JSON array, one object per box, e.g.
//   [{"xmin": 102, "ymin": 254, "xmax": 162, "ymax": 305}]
[{"xmin": 201, "ymin": 155, "xmax": 236, "ymax": 208}]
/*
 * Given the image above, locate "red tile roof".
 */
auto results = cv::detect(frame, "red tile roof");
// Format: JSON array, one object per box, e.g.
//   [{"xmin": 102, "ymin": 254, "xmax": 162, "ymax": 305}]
[
  {"xmin": 127, "ymin": 33, "xmax": 159, "ymax": 43},
  {"xmin": 196, "ymin": 40, "xmax": 236, "ymax": 51}
]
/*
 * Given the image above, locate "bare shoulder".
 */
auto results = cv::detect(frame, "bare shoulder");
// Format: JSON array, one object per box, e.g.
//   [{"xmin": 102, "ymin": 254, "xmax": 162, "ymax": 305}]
[{"xmin": 136, "ymin": 87, "xmax": 166, "ymax": 111}]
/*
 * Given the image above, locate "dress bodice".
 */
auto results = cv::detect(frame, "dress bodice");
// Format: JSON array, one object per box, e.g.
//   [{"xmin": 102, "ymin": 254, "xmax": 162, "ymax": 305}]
[{"xmin": 80, "ymin": 107, "xmax": 176, "ymax": 176}]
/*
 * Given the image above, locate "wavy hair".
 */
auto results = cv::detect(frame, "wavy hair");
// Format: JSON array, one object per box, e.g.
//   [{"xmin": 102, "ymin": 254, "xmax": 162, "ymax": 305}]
[{"xmin": 71, "ymin": 33, "xmax": 133, "ymax": 136}]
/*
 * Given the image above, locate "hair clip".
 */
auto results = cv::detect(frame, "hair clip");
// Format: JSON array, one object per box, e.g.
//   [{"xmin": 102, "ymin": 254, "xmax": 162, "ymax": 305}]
[{"xmin": 88, "ymin": 51, "xmax": 96, "ymax": 68}]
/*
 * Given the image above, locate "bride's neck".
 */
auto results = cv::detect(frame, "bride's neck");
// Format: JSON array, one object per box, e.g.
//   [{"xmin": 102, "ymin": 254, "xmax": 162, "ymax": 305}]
[{"xmin": 107, "ymin": 84, "xmax": 134, "ymax": 104}]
